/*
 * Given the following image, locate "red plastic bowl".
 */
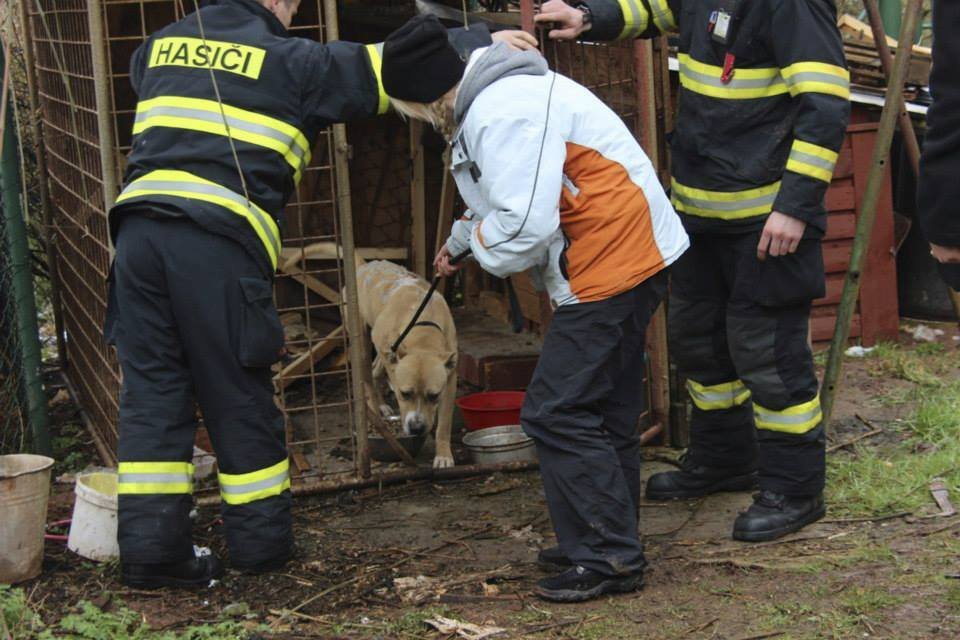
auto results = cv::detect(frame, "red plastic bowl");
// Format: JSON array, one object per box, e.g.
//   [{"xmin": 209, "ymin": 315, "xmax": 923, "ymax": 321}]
[{"xmin": 456, "ymin": 391, "xmax": 526, "ymax": 431}]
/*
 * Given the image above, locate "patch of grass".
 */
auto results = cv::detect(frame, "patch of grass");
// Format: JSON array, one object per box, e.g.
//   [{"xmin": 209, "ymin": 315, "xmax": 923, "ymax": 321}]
[
  {"xmin": 51, "ymin": 421, "xmax": 92, "ymax": 475},
  {"xmin": 840, "ymin": 585, "xmax": 903, "ymax": 616},
  {"xmin": 0, "ymin": 587, "xmax": 261, "ymax": 640},
  {"xmin": 863, "ymin": 342, "xmax": 954, "ymax": 387},
  {"xmin": 828, "ymin": 379, "xmax": 960, "ymax": 517},
  {"xmin": 945, "ymin": 582, "xmax": 960, "ymax": 613},
  {"xmin": 386, "ymin": 606, "xmax": 453, "ymax": 636}
]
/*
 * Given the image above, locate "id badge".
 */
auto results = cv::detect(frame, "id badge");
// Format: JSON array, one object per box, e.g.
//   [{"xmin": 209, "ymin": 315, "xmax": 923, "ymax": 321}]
[{"xmin": 710, "ymin": 0, "xmax": 742, "ymax": 45}]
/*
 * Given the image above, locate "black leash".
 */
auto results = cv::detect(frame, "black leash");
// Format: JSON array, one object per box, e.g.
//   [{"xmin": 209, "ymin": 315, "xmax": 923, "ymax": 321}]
[{"xmin": 391, "ymin": 249, "xmax": 471, "ymax": 354}]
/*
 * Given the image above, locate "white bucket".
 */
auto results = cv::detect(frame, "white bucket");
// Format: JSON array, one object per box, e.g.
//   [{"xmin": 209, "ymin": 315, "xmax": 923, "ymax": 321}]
[
  {"xmin": 0, "ymin": 454, "xmax": 55, "ymax": 584},
  {"xmin": 67, "ymin": 469, "xmax": 119, "ymax": 562}
]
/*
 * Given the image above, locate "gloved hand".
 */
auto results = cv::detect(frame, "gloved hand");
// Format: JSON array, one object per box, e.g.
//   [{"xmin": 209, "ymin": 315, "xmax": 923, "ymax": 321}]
[{"xmin": 446, "ymin": 212, "xmax": 476, "ymax": 257}]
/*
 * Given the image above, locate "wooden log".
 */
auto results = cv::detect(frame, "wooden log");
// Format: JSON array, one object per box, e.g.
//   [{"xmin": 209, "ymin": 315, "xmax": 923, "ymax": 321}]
[
  {"xmin": 821, "ymin": 0, "xmax": 923, "ymax": 431},
  {"xmin": 196, "ymin": 459, "xmax": 540, "ymax": 505},
  {"xmin": 409, "ymin": 120, "xmax": 427, "ymax": 277}
]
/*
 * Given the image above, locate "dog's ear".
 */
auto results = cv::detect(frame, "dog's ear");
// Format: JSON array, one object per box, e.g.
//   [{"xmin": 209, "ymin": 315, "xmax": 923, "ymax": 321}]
[
  {"xmin": 444, "ymin": 351, "xmax": 458, "ymax": 371},
  {"xmin": 387, "ymin": 350, "xmax": 399, "ymax": 365}
]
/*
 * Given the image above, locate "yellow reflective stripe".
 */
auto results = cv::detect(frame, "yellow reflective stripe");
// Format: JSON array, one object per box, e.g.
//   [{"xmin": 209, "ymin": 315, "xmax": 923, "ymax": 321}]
[
  {"xmin": 780, "ymin": 61, "xmax": 850, "ymax": 99},
  {"xmin": 365, "ymin": 43, "xmax": 389, "ymax": 115},
  {"xmin": 671, "ymin": 179, "xmax": 781, "ymax": 220},
  {"xmin": 786, "ymin": 140, "xmax": 839, "ymax": 183},
  {"xmin": 678, "ymin": 54, "xmax": 789, "ymax": 100},
  {"xmin": 649, "ymin": 0, "xmax": 677, "ymax": 32},
  {"xmin": 118, "ymin": 461, "xmax": 194, "ymax": 495},
  {"xmin": 133, "ymin": 96, "xmax": 311, "ymax": 181},
  {"xmin": 754, "ymin": 396, "xmax": 823, "ymax": 434},
  {"xmin": 686, "ymin": 379, "xmax": 751, "ymax": 411},
  {"xmin": 616, "ymin": 0, "xmax": 650, "ymax": 39},
  {"xmin": 115, "ymin": 169, "xmax": 280, "ymax": 269},
  {"xmin": 219, "ymin": 458, "xmax": 290, "ymax": 505}
]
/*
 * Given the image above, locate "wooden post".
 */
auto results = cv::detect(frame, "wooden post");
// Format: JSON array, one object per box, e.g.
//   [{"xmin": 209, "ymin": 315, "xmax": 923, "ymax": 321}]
[
  {"xmin": 435, "ymin": 150, "xmax": 456, "ymax": 295},
  {"xmin": 520, "ymin": 0, "xmax": 536, "ymax": 34},
  {"xmin": 17, "ymin": 0, "xmax": 66, "ymax": 369},
  {"xmin": 324, "ymin": 0, "xmax": 370, "ymax": 478},
  {"xmin": 409, "ymin": 120, "xmax": 427, "ymax": 278},
  {"xmin": 86, "ymin": 0, "xmax": 119, "ymax": 226},
  {"xmin": 821, "ymin": 0, "xmax": 923, "ymax": 430}
]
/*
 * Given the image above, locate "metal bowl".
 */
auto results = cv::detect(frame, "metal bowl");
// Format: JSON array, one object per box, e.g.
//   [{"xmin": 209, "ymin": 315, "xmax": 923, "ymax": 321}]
[
  {"xmin": 462, "ymin": 425, "xmax": 537, "ymax": 465},
  {"xmin": 368, "ymin": 432, "xmax": 427, "ymax": 463}
]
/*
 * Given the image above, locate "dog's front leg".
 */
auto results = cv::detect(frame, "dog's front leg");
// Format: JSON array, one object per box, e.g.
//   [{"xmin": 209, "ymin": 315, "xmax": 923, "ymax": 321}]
[
  {"xmin": 433, "ymin": 374, "xmax": 457, "ymax": 469},
  {"xmin": 370, "ymin": 354, "xmax": 393, "ymax": 418}
]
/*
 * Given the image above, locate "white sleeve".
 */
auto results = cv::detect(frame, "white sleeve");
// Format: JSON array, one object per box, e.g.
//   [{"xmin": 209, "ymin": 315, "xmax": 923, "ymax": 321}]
[{"xmin": 467, "ymin": 116, "xmax": 566, "ymax": 279}]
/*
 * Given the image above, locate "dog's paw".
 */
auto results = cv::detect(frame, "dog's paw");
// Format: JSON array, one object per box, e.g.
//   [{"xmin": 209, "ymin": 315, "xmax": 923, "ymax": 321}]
[
  {"xmin": 379, "ymin": 404, "xmax": 394, "ymax": 418},
  {"xmin": 432, "ymin": 455, "xmax": 455, "ymax": 469}
]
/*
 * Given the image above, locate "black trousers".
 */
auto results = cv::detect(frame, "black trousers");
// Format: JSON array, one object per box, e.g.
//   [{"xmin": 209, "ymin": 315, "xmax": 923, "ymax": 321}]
[
  {"xmin": 106, "ymin": 215, "xmax": 292, "ymax": 567},
  {"xmin": 521, "ymin": 271, "xmax": 667, "ymax": 576},
  {"xmin": 668, "ymin": 232, "xmax": 826, "ymax": 496}
]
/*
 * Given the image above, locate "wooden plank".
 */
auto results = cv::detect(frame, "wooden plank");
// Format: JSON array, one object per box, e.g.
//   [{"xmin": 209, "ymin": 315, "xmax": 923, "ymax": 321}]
[
  {"xmin": 645, "ymin": 304, "xmax": 670, "ymax": 432},
  {"xmin": 409, "ymin": 119, "xmax": 427, "ymax": 278},
  {"xmin": 852, "ymin": 128, "xmax": 900, "ymax": 346},
  {"xmin": 282, "ymin": 264, "xmax": 341, "ymax": 305},
  {"xmin": 274, "ymin": 326, "xmax": 344, "ymax": 390},
  {"xmin": 833, "ymin": 147, "xmax": 854, "ymax": 180},
  {"xmin": 813, "ymin": 273, "xmax": 846, "ymax": 307},
  {"xmin": 812, "ymin": 313, "xmax": 861, "ymax": 343},
  {"xmin": 825, "ymin": 212, "xmax": 857, "ymax": 241},
  {"xmin": 826, "ymin": 181, "xmax": 856, "ymax": 212},
  {"xmin": 279, "ymin": 245, "xmax": 408, "ymax": 269},
  {"xmin": 823, "ymin": 240, "xmax": 853, "ymax": 273}
]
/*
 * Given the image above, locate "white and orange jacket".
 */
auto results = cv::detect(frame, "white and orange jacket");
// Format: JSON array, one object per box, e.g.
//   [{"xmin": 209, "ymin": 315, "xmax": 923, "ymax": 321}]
[{"xmin": 446, "ymin": 43, "xmax": 688, "ymax": 308}]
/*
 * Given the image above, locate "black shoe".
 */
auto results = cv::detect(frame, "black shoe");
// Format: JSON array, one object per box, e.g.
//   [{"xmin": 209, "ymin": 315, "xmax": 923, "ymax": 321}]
[
  {"xmin": 536, "ymin": 546, "xmax": 572, "ymax": 571},
  {"xmin": 122, "ymin": 547, "xmax": 224, "ymax": 590},
  {"xmin": 535, "ymin": 565, "xmax": 644, "ymax": 603},
  {"xmin": 733, "ymin": 491, "xmax": 826, "ymax": 542},
  {"xmin": 645, "ymin": 454, "xmax": 757, "ymax": 500},
  {"xmin": 234, "ymin": 546, "xmax": 294, "ymax": 574}
]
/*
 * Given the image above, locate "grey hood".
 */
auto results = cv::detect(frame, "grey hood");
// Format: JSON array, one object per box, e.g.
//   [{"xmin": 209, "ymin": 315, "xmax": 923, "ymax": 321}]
[{"xmin": 453, "ymin": 41, "xmax": 549, "ymax": 125}]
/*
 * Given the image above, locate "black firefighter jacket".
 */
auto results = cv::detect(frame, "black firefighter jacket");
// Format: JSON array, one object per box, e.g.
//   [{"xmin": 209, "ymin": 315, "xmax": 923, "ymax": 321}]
[
  {"xmin": 583, "ymin": 0, "xmax": 851, "ymax": 236},
  {"xmin": 111, "ymin": 0, "xmax": 489, "ymax": 275}
]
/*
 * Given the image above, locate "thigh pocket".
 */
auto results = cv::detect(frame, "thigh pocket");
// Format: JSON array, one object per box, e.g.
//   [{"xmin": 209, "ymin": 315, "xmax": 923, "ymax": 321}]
[
  {"xmin": 754, "ymin": 240, "xmax": 825, "ymax": 308},
  {"xmin": 238, "ymin": 277, "xmax": 285, "ymax": 368}
]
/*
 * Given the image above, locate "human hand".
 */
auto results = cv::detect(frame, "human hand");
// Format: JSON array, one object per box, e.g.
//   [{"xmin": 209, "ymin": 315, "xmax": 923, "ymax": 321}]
[
  {"xmin": 757, "ymin": 211, "xmax": 807, "ymax": 261},
  {"xmin": 434, "ymin": 245, "xmax": 466, "ymax": 278},
  {"xmin": 534, "ymin": 0, "xmax": 591, "ymax": 40},
  {"xmin": 930, "ymin": 243, "xmax": 960, "ymax": 264},
  {"xmin": 491, "ymin": 29, "xmax": 540, "ymax": 51}
]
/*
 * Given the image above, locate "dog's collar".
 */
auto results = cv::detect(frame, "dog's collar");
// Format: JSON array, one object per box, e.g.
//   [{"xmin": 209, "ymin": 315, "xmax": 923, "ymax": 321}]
[{"xmin": 412, "ymin": 320, "xmax": 444, "ymax": 334}]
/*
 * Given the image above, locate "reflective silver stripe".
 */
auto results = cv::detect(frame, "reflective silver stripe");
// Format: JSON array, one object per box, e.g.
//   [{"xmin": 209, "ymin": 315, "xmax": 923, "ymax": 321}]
[
  {"xmin": 755, "ymin": 406, "xmax": 822, "ymax": 426},
  {"xmin": 121, "ymin": 179, "xmax": 280, "ymax": 256},
  {"xmin": 788, "ymin": 150, "xmax": 835, "ymax": 172},
  {"xmin": 783, "ymin": 72, "xmax": 849, "ymax": 91},
  {"xmin": 687, "ymin": 387, "xmax": 748, "ymax": 406},
  {"xmin": 135, "ymin": 105, "xmax": 307, "ymax": 167},
  {"xmin": 680, "ymin": 65, "xmax": 785, "ymax": 91},
  {"xmin": 649, "ymin": 0, "xmax": 675, "ymax": 30},
  {"xmin": 673, "ymin": 190, "xmax": 778, "ymax": 212},
  {"xmin": 219, "ymin": 472, "xmax": 288, "ymax": 496},
  {"xmin": 118, "ymin": 472, "xmax": 191, "ymax": 484},
  {"xmin": 622, "ymin": 0, "xmax": 646, "ymax": 33}
]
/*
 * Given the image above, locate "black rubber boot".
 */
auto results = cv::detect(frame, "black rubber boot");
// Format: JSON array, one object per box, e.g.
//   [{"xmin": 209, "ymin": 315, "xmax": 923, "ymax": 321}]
[
  {"xmin": 535, "ymin": 565, "xmax": 644, "ymax": 603},
  {"xmin": 645, "ymin": 455, "xmax": 758, "ymax": 500},
  {"xmin": 121, "ymin": 548, "xmax": 224, "ymax": 590},
  {"xmin": 536, "ymin": 546, "xmax": 573, "ymax": 571},
  {"xmin": 234, "ymin": 545, "xmax": 294, "ymax": 575},
  {"xmin": 732, "ymin": 491, "xmax": 826, "ymax": 542}
]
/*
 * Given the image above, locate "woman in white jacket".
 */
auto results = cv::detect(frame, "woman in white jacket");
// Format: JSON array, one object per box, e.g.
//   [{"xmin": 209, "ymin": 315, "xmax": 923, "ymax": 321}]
[{"xmin": 381, "ymin": 15, "xmax": 688, "ymax": 603}]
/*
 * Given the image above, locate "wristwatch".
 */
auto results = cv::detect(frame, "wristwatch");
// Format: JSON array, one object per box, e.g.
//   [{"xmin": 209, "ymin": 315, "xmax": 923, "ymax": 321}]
[{"xmin": 572, "ymin": 2, "xmax": 593, "ymax": 29}]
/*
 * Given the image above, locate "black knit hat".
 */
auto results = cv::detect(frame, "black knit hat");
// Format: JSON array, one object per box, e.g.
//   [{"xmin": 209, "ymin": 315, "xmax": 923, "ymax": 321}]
[{"xmin": 382, "ymin": 15, "xmax": 465, "ymax": 102}]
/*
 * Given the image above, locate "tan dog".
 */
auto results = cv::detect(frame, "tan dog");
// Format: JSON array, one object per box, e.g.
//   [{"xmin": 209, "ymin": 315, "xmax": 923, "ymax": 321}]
[{"xmin": 355, "ymin": 259, "xmax": 458, "ymax": 469}]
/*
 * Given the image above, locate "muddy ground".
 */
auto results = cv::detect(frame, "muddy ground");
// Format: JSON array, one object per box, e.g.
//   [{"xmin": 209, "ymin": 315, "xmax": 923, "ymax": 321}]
[{"xmin": 17, "ymin": 326, "xmax": 960, "ymax": 639}]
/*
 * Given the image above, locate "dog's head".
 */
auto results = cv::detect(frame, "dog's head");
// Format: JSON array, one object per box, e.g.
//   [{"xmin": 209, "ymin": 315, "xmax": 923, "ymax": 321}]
[{"xmin": 385, "ymin": 350, "xmax": 457, "ymax": 436}]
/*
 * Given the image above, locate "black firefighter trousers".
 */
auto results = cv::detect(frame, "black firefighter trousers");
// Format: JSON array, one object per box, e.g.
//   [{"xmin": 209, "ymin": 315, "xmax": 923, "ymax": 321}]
[
  {"xmin": 669, "ymin": 232, "xmax": 826, "ymax": 497},
  {"xmin": 106, "ymin": 214, "xmax": 292, "ymax": 568},
  {"xmin": 521, "ymin": 271, "xmax": 667, "ymax": 577}
]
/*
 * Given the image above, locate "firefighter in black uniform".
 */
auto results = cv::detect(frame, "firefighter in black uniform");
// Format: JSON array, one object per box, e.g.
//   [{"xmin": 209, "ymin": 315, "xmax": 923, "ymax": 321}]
[
  {"xmin": 534, "ymin": 0, "xmax": 850, "ymax": 545},
  {"xmin": 918, "ymin": 0, "xmax": 960, "ymax": 291},
  {"xmin": 106, "ymin": 0, "xmax": 530, "ymax": 589}
]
